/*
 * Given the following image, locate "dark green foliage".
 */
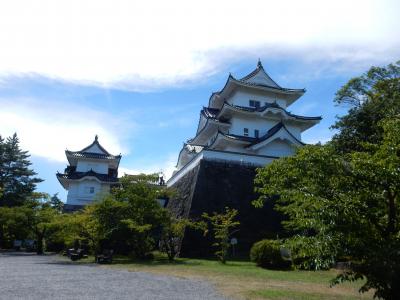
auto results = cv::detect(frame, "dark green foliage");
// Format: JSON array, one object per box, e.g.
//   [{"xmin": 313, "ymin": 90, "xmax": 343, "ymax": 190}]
[
  {"xmin": 332, "ymin": 61, "xmax": 400, "ymax": 153},
  {"xmin": 57, "ymin": 174, "xmax": 173, "ymax": 258},
  {"xmin": 50, "ymin": 193, "xmax": 64, "ymax": 213},
  {"xmin": 0, "ymin": 195, "xmax": 59, "ymax": 253},
  {"xmin": 0, "ymin": 133, "xmax": 42, "ymax": 207},
  {"xmin": 253, "ymin": 62, "xmax": 400, "ymax": 298},
  {"xmin": 250, "ymin": 239, "xmax": 291, "ymax": 269}
]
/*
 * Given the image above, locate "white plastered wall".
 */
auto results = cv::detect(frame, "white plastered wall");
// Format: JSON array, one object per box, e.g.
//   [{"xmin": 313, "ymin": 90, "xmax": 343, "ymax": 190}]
[
  {"xmin": 66, "ymin": 179, "xmax": 110, "ymax": 205},
  {"xmin": 227, "ymin": 89, "xmax": 288, "ymax": 108},
  {"xmin": 229, "ymin": 115, "xmax": 276, "ymax": 137},
  {"xmin": 76, "ymin": 160, "xmax": 109, "ymax": 174},
  {"xmin": 256, "ymin": 139, "xmax": 296, "ymax": 157}
]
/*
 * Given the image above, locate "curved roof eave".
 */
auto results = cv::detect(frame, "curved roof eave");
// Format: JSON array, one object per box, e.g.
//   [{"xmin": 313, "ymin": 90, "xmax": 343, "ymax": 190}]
[
  {"xmin": 217, "ymin": 101, "xmax": 321, "ymax": 122},
  {"xmin": 208, "ymin": 130, "xmax": 255, "ymax": 149},
  {"xmin": 208, "ymin": 74, "xmax": 235, "ymax": 107},
  {"xmin": 65, "ymin": 150, "xmax": 122, "ymax": 161},
  {"xmin": 189, "ymin": 113, "xmax": 229, "ymax": 145}
]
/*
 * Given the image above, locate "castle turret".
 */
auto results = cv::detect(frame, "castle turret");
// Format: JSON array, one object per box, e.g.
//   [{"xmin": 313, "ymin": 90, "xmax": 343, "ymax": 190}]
[{"xmin": 56, "ymin": 135, "xmax": 121, "ymax": 210}]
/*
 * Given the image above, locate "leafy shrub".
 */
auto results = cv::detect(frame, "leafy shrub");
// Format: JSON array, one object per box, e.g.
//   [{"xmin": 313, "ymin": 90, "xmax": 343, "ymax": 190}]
[{"xmin": 250, "ymin": 239, "xmax": 291, "ymax": 269}]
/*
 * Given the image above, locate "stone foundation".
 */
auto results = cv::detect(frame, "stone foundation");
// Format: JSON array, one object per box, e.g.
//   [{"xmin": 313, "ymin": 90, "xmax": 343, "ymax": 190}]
[{"xmin": 167, "ymin": 159, "xmax": 284, "ymax": 258}]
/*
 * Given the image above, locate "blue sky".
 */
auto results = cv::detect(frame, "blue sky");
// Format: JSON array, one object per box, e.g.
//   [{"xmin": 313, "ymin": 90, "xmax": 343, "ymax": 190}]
[{"xmin": 0, "ymin": 0, "xmax": 399, "ymax": 201}]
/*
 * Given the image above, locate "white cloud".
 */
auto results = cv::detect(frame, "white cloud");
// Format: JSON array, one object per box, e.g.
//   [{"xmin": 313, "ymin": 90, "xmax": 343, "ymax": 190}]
[
  {"xmin": 0, "ymin": 0, "xmax": 398, "ymax": 90},
  {"xmin": 0, "ymin": 97, "xmax": 132, "ymax": 162},
  {"xmin": 119, "ymin": 154, "xmax": 177, "ymax": 180}
]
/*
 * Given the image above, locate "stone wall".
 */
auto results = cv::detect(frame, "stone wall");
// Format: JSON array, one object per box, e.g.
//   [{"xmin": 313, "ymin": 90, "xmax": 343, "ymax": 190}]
[{"xmin": 167, "ymin": 159, "xmax": 284, "ymax": 258}]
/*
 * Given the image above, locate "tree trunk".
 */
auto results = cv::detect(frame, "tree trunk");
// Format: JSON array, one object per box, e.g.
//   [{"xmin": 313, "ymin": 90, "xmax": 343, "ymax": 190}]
[
  {"xmin": 36, "ymin": 234, "xmax": 44, "ymax": 255},
  {"xmin": 0, "ymin": 226, "xmax": 4, "ymax": 249},
  {"xmin": 387, "ymin": 191, "xmax": 397, "ymax": 234}
]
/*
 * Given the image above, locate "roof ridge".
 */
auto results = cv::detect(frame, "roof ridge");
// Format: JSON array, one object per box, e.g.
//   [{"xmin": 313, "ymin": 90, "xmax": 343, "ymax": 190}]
[
  {"xmin": 79, "ymin": 135, "xmax": 111, "ymax": 155},
  {"xmin": 238, "ymin": 60, "xmax": 281, "ymax": 89}
]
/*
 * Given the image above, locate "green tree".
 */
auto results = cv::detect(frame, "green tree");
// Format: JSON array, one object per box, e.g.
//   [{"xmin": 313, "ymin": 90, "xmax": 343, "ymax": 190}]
[
  {"xmin": 331, "ymin": 61, "xmax": 400, "ymax": 153},
  {"xmin": 110, "ymin": 174, "xmax": 170, "ymax": 257},
  {"xmin": 24, "ymin": 197, "xmax": 58, "ymax": 254},
  {"xmin": 253, "ymin": 145, "xmax": 344, "ymax": 270},
  {"xmin": 202, "ymin": 207, "xmax": 240, "ymax": 264},
  {"xmin": 0, "ymin": 194, "xmax": 60, "ymax": 253},
  {"xmin": 62, "ymin": 174, "xmax": 172, "ymax": 258},
  {"xmin": 50, "ymin": 193, "xmax": 64, "ymax": 213},
  {"xmin": 253, "ymin": 118, "xmax": 400, "ymax": 298},
  {"xmin": 160, "ymin": 212, "xmax": 203, "ymax": 261},
  {"xmin": 0, "ymin": 133, "xmax": 42, "ymax": 207},
  {"xmin": 0, "ymin": 205, "xmax": 31, "ymax": 248}
]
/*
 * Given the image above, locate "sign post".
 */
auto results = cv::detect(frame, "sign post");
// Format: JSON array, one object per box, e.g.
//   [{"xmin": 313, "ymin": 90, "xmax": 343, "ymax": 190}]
[{"xmin": 230, "ymin": 238, "xmax": 238, "ymax": 257}]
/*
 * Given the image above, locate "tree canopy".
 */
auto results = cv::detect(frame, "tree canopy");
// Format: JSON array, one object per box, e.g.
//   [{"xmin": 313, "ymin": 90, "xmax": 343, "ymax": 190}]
[
  {"xmin": 0, "ymin": 133, "xmax": 42, "ymax": 207},
  {"xmin": 331, "ymin": 61, "xmax": 400, "ymax": 153},
  {"xmin": 253, "ymin": 62, "xmax": 400, "ymax": 299}
]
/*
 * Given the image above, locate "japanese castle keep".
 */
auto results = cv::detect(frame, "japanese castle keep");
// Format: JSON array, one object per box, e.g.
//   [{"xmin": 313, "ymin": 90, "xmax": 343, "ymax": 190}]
[
  {"xmin": 167, "ymin": 61, "xmax": 321, "ymax": 256},
  {"xmin": 57, "ymin": 136, "xmax": 121, "ymax": 211}
]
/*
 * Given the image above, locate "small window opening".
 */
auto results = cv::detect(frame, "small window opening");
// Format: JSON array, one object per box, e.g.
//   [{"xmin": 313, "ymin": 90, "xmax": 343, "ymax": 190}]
[
  {"xmin": 244, "ymin": 128, "xmax": 249, "ymax": 136},
  {"xmin": 249, "ymin": 100, "xmax": 260, "ymax": 108},
  {"xmin": 254, "ymin": 130, "xmax": 259, "ymax": 138}
]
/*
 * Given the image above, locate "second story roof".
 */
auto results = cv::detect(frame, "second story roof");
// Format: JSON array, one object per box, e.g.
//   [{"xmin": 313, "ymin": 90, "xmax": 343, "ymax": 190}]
[{"xmin": 65, "ymin": 135, "xmax": 121, "ymax": 168}]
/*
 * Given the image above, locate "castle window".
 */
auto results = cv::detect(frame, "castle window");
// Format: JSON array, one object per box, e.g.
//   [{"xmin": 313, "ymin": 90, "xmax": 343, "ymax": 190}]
[
  {"xmin": 254, "ymin": 129, "xmax": 259, "ymax": 138},
  {"xmin": 249, "ymin": 100, "xmax": 260, "ymax": 108},
  {"xmin": 85, "ymin": 186, "xmax": 95, "ymax": 194},
  {"xmin": 244, "ymin": 128, "xmax": 249, "ymax": 136}
]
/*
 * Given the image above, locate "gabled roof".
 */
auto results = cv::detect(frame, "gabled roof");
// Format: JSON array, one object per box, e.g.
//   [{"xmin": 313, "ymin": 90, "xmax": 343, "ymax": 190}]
[
  {"xmin": 208, "ymin": 61, "xmax": 305, "ymax": 108},
  {"xmin": 218, "ymin": 101, "xmax": 322, "ymax": 121},
  {"xmin": 208, "ymin": 122, "xmax": 305, "ymax": 150},
  {"xmin": 65, "ymin": 135, "xmax": 121, "ymax": 162},
  {"xmin": 247, "ymin": 122, "xmax": 305, "ymax": 148},
  {"xmin": 65, "ymin": 151, "xmax": 121, "ymax": 160},
  {"xmin": 240, "ymin": 60, "xmax": 281, "ymax": 88},
  {"xmin": 80, "ymin": 135, "xmax": 110, "ymax": 155}
]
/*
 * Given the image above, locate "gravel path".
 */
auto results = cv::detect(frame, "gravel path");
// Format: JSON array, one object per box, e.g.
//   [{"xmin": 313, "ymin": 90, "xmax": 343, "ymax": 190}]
[{"xmin": 0, "ymin": 252, "xmax": 227, "ymax": 300}]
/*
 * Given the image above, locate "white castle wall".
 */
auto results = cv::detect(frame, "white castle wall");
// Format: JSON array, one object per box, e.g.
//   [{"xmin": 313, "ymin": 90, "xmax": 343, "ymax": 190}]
[
  {"xmin": 66, "ymin": 179, "xmax": 109, "ymax": 205},
  {"xmin": 76, "ymin": 160, "xmax": 109, "ymax": 174},
  {"xmin": 228, "ymin": 89, "xmax": 288, "ymax": 108},
  {"xmin": 229, "ymin": 116, "xmax": 276, "ymax": 137},
  {"xmin": 256, "ymin": 140, "xmax": 296, "ymax": 157}
]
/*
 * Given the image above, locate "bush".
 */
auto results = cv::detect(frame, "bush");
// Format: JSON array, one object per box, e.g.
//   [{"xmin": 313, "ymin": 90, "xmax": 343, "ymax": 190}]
[{"xmin": 250, "ymin": 239, "xmax": 291, "ymax": 269}]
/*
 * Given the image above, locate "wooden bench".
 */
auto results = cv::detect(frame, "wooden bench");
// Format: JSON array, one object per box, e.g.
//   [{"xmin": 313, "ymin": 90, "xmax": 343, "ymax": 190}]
[
  {"xmin": 68, "ymin": 248, "xmax": 87, "ymax": 261},
  {"xmin": 95, "ymin": 249, "xmax": 114, "ymax": 263}
]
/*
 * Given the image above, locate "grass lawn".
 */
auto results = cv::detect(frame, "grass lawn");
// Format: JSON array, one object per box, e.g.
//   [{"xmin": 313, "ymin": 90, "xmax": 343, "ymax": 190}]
[{"xmin": 100, "ymin": 254, "xmax": 373, "ymax": 300}]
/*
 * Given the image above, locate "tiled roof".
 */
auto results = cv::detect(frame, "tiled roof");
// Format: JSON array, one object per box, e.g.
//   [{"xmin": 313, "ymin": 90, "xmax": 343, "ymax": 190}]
[
  {"xmin": 65, "ymin": 150, "xmax": 121, "ymax": 160},
  {"xmin": 222, "ymin": 102, "xmax": 322, "ymax": 121},
  {"xmin": 239, "ymin": 60, "xmax": 281, "ymax": 88},
  {"xmin": 209, "ymin": 122, "xmax": 304, "ymax": 148},
  {"xmin": 208, "ymin": 61, "xmax": 306, "ymax": 107},
  {"xmin": 80, "ymin": 135, "xmax": 110, "ymax": 155},
  {"xmin": 219, "ymin": 132, "xmax": 258, "ymax": 143},
  {"xmin": 56, "ymin": 170, "xmax": 119, "ymax": 182},
  {"xmin": 202, "ymin": 107, "xmax": 220, "ymax": 118},
  {"xmin": 231, "ymin": 75, "xmax": 305, "ymax": 93},
  {"xmin": 248, "ymin": 122, "xmax": 305, "ymax": 146},
  {"xmin": 66, "ymin": 136, "xmax": 121, "ymax": 161}
]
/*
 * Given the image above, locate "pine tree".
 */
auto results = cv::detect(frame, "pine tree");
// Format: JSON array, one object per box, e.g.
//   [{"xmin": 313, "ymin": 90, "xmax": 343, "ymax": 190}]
[{"xmin": 0, "ymin": 133, "xmax": 42, "ymax": 207}]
